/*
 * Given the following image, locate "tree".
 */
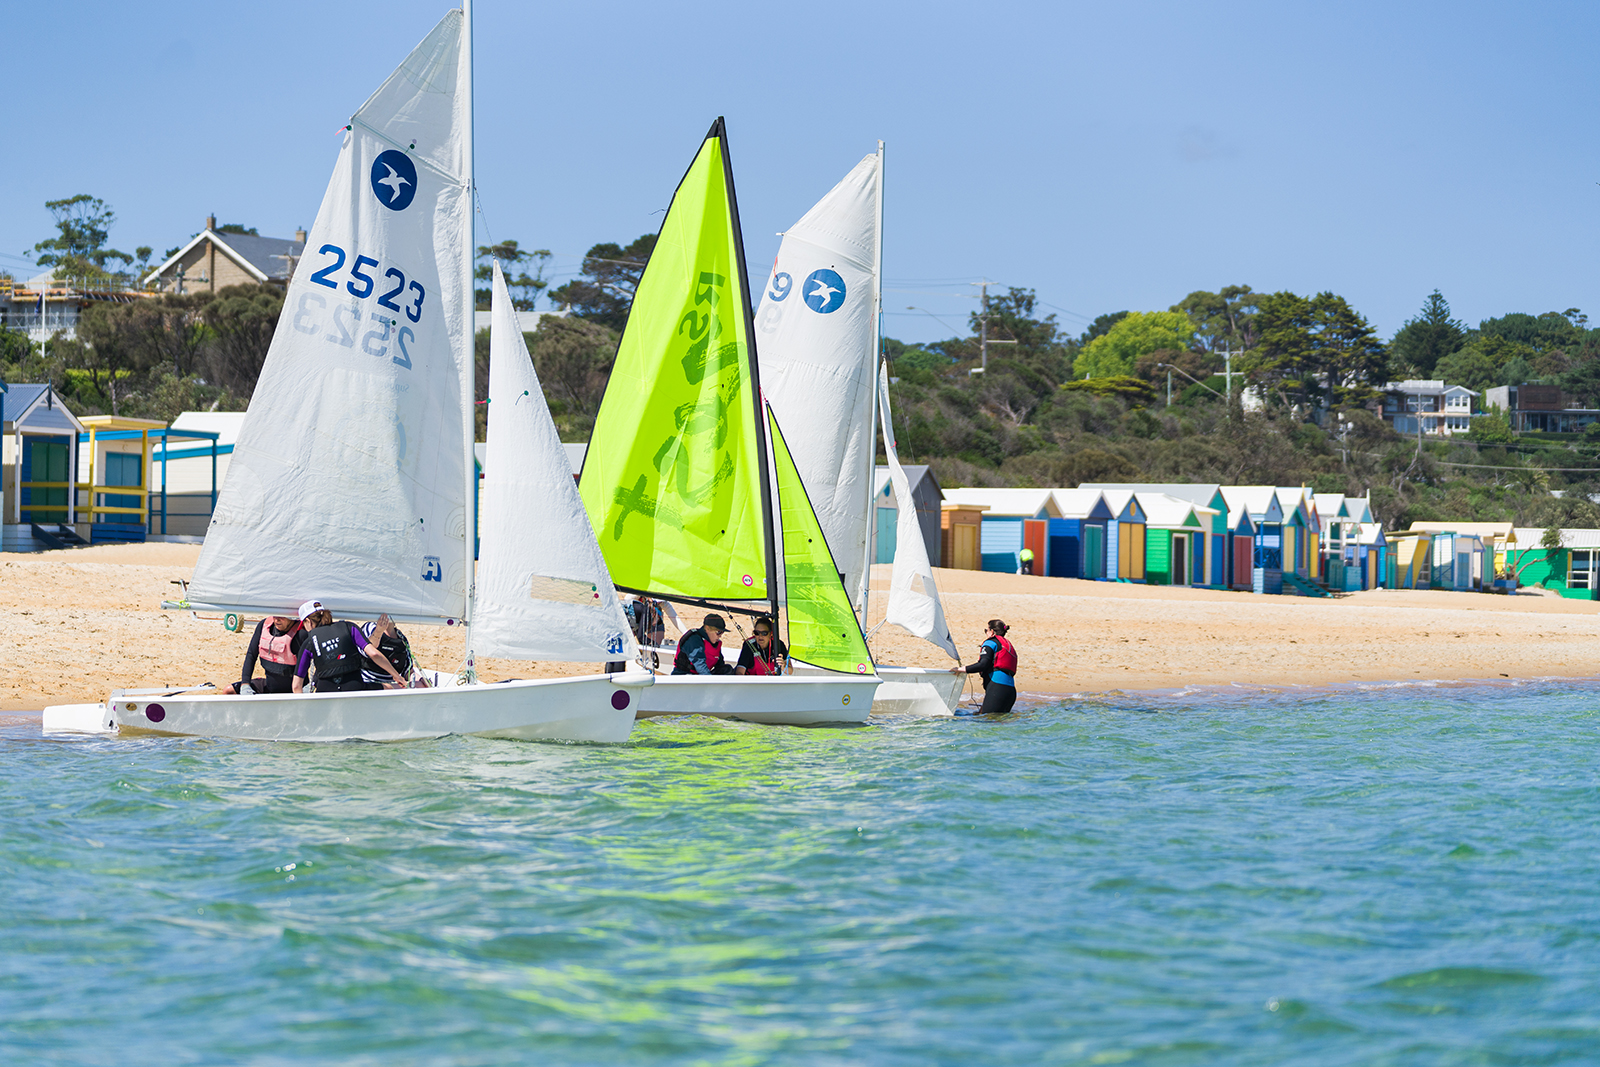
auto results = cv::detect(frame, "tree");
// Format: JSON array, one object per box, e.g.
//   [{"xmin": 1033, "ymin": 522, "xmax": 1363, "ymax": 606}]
[
  {"xmin": 1171, "ymin": 284, "xmax": 1259, "ymax": 353},
  {"xmin": 1073, "ymin": 311, "xmax": 1195, "ymax": 379},
  {"xmin": 546, "ymin": 234, "xmax": 656, "ymax": 331},
  {"xmin": 1312, "ymin": 293, "xmax": 1388, "ymax": 410},
  {"xmin": 1479, "ymin": 310, "xmax": 1586, "ymax": 353},
  {"xmin": 1466, "ymin": 406, "xmax": 1514, "ymax": 443},
  {"xmin": 530, "ymin": 316, "xmax": 621, "ymax": 432},
  {"xmin": 1507, "ymin": 524, "xmax": 1562, "ymax": 582},
  {"xmin": 1244, "ymin": 291, "xmax": 1386, "ymax": 413},
  {"xmin": 474, "ymin": 239, "xmax": 552, "ymax": 311},
  {"xmin": 1077, "ymin": 311, "xmax": 1127, "ymax": 346},
  {"xmin": 32, "ymin": 194, "xmax": 133, "ymax": 288},
  {"xmin": 72, "ymin": 302, "xmax": 157, "ymax": 413},
  {"xmin": 1389, "ymin": 291, "xmax": 1466, "ymax": 377},
  {"xmin": 199, "ymin": 285, "xmax": 284, "ymax": 395},
  {"xmin": 1435, "ymin": 346, "xmax": 1499, "ymax": 393}
]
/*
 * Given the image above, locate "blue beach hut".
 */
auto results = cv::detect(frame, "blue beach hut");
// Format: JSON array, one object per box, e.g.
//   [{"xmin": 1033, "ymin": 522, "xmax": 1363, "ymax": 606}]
[
  {"xmin": 1221, "ymin": 487, "xmax": 1285, "ymax": 594},
  {"xmin": 1096, "ymin": 489, "xmax": 1148, "ymax": 582},
  {"xmin": 942, "ymin": 488, "xmax": 1061, "ymax": 574},
  {"xmin": 1047, "ymin": 488, "xmax": 1113, "ymax": 579}
]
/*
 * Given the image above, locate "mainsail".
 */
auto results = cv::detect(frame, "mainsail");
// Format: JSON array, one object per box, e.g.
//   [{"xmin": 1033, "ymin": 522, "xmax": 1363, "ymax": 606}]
[
  {"xmin": 187, "ymin": 11, "xmax": 471, "ymax": 624},
  {"xmin": 578, "ymin": 119, "xmax": 774, "ymax": 609},
  {"xmin": 770, "ymin": 410, "xmax": 874, "ymax": 675},
  {"xmin": 475, "ymin": 262, "xmax": 635, "ymax": 662},
  {"xmin": 878, "ymin": 364, "xmax": 958, "ymax": 659},
  {"xmin": 757, "ymin": 148, "xmax": 882, "ymax": 616}
]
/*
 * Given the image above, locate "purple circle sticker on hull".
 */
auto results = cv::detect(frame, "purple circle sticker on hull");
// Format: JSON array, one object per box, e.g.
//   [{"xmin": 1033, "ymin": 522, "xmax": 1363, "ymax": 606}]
[
  {"xmin": 611, "ymin": 691, "xmax": 631, "ymax": 711},
  {"xmin": 146, "ymin": 703, "xmax": 166, "ymax": 723}
]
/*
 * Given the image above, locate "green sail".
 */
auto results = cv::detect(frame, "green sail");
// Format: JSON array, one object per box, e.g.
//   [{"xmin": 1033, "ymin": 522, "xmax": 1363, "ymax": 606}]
[
  {"xmin": 769, "ymin": 410, "xmax": 875, "ymax": 676},
  {"xmin": 579, "ymin": 123, "xmax": 769, "ymax": 603}
]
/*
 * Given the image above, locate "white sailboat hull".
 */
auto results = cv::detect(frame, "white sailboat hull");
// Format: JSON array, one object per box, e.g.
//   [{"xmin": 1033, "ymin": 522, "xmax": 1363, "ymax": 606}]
[
  {"xmin": 873, "ymin": 665, "xmax": 966, "ymax": 716},
  {"xmin": 42, "ymin": 673, "xmax": 651, "ymax": 744},
  {"xmin": 635, "ymin": 674, "xmax": 878, "ymax": 725}
]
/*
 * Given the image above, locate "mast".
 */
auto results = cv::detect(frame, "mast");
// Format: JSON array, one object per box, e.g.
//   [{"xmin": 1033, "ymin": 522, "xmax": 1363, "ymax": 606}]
[
  {"xmin": 460, "ymin": 0, "xmax": 477, "ymax": 658},
  {"xmin": 860, "ymin": 139, "xmax": 884, "ymax": 627},
  {"xmin": 716, "ymin": 117, "xmax": 781, "ymax": 622}
]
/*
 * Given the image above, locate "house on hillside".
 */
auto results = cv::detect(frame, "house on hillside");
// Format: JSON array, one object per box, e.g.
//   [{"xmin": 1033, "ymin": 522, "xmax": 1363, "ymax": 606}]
[
  {"xmin": 1482, "ymin": 384, "xmax": 1600, "ymax": 435},
  {"xmin": 143, "ymin": 217, "xmax": 307, "ymax": 293},
  {"xmin": 940, "ymin": 488, "xmax": 1061, "ymax": 574},
  {"xmin": 1381, "ymin": 379, "xmax": 1478, "ymax": 436},
  {"xmin": 0, "ymin": 269, "xmax": 149, "ymax": 341}
]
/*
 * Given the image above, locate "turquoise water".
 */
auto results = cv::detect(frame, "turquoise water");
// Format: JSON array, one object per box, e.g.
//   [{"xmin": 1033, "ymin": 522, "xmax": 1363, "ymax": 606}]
[{"xmin": 5, "ymin": 681, "xmax": 1600, "ymax": 1065}]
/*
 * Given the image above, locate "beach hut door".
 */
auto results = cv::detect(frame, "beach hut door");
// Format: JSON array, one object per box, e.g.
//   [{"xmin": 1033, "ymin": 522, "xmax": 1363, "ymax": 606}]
[{"xmin": 1172, "ymin": 534, "xmax": 1188, "ymax": 586}]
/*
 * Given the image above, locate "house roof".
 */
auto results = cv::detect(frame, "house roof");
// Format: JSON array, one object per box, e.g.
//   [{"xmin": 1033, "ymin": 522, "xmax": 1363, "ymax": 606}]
[
  {"xmin": 1382, "ymin": 378, "xmax": 1479, "ymax": 397},
  {"xmin": 143, "ymin": 228, "xmax": 306, "ymax": 287},
  {"xmin": 2, "ymin": 383, "xmax": 84, "ymax": 433},
  {"xmin": 1408, "ymin": 521, "xmax": 1516, "ymax": 542},
  {"xmin": 942, "ymin": 488, "xmax": 1062, "ymax": 518},
  {"xmin": 1080, "ymin": 482, "xmax": 1224, "ymax": 509},
  {"xmin": 874, "ymin": 465, "xmax": 938, "ymax": 503},
  {"xmin": 1050, "ymin": 487, "xmax": 1111, "ymax": 519},
  {"xmin": 1137, "ymin": 491, "xmax": 1218, "ymax": 529}
]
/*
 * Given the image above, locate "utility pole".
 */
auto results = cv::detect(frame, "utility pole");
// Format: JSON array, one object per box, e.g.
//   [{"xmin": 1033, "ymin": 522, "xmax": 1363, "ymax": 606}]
[{"xmin": 967, "ymin": 279, "xmax": 1015, "ymax": 373}]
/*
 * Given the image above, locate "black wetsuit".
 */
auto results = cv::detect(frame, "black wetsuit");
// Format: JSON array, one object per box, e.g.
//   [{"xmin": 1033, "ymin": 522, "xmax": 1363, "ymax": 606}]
[{"xmin": 961, "ymin": 637, "xmax": 1018, "ymax": 715}]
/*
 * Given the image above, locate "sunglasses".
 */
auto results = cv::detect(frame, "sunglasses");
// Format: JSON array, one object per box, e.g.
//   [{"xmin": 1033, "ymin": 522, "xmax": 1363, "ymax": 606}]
[{"xmin": 754, "ymin": 630, "xmax": 771, "ymax": 636}]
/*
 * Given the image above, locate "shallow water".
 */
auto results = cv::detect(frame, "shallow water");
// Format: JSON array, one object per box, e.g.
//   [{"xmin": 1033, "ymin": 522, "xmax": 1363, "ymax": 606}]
[{"xmin": 5, "ymin": 680, "xmax": 1599, "ymax": 1065}]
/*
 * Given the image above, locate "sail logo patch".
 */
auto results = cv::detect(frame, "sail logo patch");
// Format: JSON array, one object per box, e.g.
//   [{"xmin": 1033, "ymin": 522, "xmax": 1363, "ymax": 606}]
[
  {"xmin": 422, "ymin": 555, "xmax": 443, "ymax": 582},
  {"xmin": 803, "ymin": 269, "xmax": 845, "ymax": 314},
  {"xmin": 371, "ymin": 150, "xmax": 418, "ymax": 211}
]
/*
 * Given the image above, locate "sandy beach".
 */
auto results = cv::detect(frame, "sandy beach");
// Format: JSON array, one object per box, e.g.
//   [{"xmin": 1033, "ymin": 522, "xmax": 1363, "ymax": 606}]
[{"xmin": 3, "ymin": 544, "xmax": 1596, "ymax": 711}]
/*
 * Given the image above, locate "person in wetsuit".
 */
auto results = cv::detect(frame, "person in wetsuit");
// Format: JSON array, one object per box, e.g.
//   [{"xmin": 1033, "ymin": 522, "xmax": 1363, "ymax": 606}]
[
  {"xmin": 672, "ymin": 614, "xmax": 733, "ymax": 675},
  {"xmin": 735, "ymin": 615, "xmax": 788, "ymax": 676},
  {"xmin": 358, "ymin": 614, "xmax": 424, "ymax": 688},
  {"xmin": 223, "ymin": 614, "xmax": 303, "ymax": 695},
  {"xmin": 292, "ymin": 601, "xmax": 405, "ymax": 693},
  {"xmin": 950, "ymin": 618, "xmax": 1018, "ymax": 714}
]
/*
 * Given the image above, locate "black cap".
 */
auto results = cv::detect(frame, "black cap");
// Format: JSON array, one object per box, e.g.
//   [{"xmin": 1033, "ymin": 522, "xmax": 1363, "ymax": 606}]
[{"xmin": 703, "ymin": 613, "xmax": 727, "ymax": 631}]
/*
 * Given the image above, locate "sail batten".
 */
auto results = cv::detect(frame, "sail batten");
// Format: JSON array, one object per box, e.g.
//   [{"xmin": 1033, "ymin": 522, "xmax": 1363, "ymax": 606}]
[{"xmin": 187, "ymin": 10, "xmax": 471, "ymax": 624}]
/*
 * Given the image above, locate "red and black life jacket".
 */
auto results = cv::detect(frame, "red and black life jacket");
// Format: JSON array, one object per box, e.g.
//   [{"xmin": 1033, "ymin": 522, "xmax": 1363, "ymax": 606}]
[
  {"xmin": 672, "ymin": 629, "xmax": 723, "ymax": 674},
  {"xmin": 990, "ymin": 635, "xmax": 1018, "ymax": 674}
]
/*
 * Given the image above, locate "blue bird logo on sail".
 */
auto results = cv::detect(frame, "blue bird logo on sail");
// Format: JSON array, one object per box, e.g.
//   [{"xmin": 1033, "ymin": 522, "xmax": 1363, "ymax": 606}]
[
  {"xmin": 802, "ymin": 269, "xmax": 846, "ymax": 314},
  {"xmin": 371, "ymin": 150, "xmax": 418, "ymax": 211}
]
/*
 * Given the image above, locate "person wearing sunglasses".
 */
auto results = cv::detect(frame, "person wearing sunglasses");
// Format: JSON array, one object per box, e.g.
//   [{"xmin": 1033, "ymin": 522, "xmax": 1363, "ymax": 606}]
[
  {"xmin": 735, "ymin": 615, "xmax": 788, "ymax": 676},
  {"xmin": 949, "ymin": 618, "xmax": 1018, "ymax": 714}
]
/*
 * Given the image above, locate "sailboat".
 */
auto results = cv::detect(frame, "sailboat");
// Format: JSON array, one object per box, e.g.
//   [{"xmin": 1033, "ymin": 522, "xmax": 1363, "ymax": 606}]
[
  {"xmin": 43, "ymin": 6, "xmax": 647, "ymax": 744},
  {"xmin": 576, "ymin": 120, "xmax": 880, "ymax": 726},
  {"xmin": 756, "ymin": 144, "xmax": 965, "ymax": 715}
]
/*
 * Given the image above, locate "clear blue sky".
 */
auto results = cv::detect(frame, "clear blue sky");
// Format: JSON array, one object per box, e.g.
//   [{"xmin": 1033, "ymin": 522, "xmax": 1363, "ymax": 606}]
[{"xmin": 3, "ymin": 0, "xmax": 1595, "ymax": 346}]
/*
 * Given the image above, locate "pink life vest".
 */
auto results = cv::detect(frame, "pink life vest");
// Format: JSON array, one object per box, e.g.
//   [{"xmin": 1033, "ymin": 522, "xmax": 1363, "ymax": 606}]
[{"xmin": 259, "ymin": 619, "xmax": 301, "ymax": 666}]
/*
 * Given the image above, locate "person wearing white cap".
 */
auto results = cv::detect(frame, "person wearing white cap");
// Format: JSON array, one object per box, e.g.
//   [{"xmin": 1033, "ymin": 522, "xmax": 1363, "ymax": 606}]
[{"xmin": 291, "ymin": 600, "xmax": 406, "ymax": 693}]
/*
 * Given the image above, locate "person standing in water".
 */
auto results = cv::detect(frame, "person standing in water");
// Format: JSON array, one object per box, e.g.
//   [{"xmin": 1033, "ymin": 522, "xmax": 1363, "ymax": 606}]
[{"xmin": 950, "ymin": 619, "xmax": 1018, "ymax": 715}]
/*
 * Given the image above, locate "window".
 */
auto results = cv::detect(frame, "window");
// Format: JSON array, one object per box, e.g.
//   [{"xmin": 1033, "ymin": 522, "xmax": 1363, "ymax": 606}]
[{"xmin": 1569, "ymin": 549, "xmax": 1598, "ymax": 591}]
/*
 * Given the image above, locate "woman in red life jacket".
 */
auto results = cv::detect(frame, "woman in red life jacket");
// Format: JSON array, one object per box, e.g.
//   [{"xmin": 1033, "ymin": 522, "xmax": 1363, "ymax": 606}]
[
  {"xmin": 950, "ymin": 618, "xmax": 1018, "ymax": 714},
  {"xmin": 671, "ymin": 614, "xmax": 734, "ymax": 675},
  {"xmin": 223, "ymin": 614, "xmax": 304, "ymax": 695},
  {"xmin": 735, "ymin": 615, "xmax": 788, "ymax": 676}
]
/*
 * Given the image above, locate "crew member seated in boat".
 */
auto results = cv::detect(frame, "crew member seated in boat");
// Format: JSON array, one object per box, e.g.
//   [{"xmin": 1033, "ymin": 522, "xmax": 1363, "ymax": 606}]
[
  {"xmin": 735, "ymin": 616, "xmax": 788, "ymax": 676},
  {"xmin": 671, "ymin": 613, "xmax": 733, "ymax": 675},
  {"xmin": 358, "ymin": 614, "xmax": 425, "ymax": 689},
  {"xmin": 292, "ymin": 600, "xmax": 406, "ymax": 693},
  {"xmin": 223, "ymin": 614, "xmax": 304, "ymax": 695},
  {"xmin": 950, "ymin": 618, "xmax": 1018, "ymax": 715}
]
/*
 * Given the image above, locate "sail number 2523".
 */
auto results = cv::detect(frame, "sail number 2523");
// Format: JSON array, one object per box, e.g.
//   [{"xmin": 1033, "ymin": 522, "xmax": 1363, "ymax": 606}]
[{"xmin": 292, "ymin": 243, "xmax": 425, "ymax": 370}]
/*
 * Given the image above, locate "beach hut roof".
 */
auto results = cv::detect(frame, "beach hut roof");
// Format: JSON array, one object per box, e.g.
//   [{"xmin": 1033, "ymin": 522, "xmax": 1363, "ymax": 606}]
[
  {"xmin": 1408, "ymin": 521, "xmax": 1516, "ymax": 543},
  {"xmin": 1512, "ymin": 527, "xmax": 1600, "ymax": 549},
  {"xmin": 1050, "ymin": 487, "xmax": 1113, "ymax": 519},
  {"xmin": 1274, "ymin": 487, "xmax": 1314, "ymax": 525},
  {"xmin": 2, "ymin": 383, "xmax": 85, "ymax": 434},
  {"xmin": 1136, "ymin": 491, "xmax": 1219, "ymax": 529},
  {"xmin": 1314, "ymin": 493, "xmax": 1348, "ymax": 519},
  {"xmin": 942, "ymin": 488, "xmax": 1062, "ymax": 518},
  {"xmin": 1220, "ymin": 486, "xmax": 1284, "ymax": 524},
  {"xmin": 1080, "ymin": 482, "xmax": 1223, "ymax": 506},
  {"xmin": 1343, "ymin": 495, "xmax": 1375, "ymax": 524},
  {"xmin": 1356, "ymin": 522, "xmax": 1387, "ymax": 546}
]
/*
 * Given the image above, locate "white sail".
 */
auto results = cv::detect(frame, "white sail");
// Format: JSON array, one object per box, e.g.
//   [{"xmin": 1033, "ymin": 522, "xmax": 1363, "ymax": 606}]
[
  {"xmin": 757, "ymin": 151, "xmax": 881, "ymax": 615},
  {"xmin": 188, "ymin": 11, "xmax": 472, "ymax": 625},
  {"xmin": 475, "ymin": 263, "xmax": 636, "ymax": 662},
  {"xmin": 878, "ymin": 364, "xmax": 958, "ymax": 659}
]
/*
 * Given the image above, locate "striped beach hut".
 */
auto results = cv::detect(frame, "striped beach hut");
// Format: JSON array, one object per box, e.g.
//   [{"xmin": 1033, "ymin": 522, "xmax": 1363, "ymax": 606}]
[
  {"xmin": 1097, "ymin": 489, "xmax": 1148, "ymax": 582},
  {"xmin": 1047, "ymin": 487, "xmax": 1113, "ymax": 579},
  {"xmin": 1221, "ymin": 487, "xmax": 1285, "ymax": 594},
  {"xmin": 1275, "ymin": 487, "xmax": 1316, "ymax": 583},
  {"xmin": 1083, "ymin": 483, "xmax": 1230, "ymax": 587},
  {"xmin": 941, "ymin": 488, "xmax": 1062, "ymax": 574},
  {"xmin": 1135, "ymin": 492, "xmax": 1220, "ymax": 587}
]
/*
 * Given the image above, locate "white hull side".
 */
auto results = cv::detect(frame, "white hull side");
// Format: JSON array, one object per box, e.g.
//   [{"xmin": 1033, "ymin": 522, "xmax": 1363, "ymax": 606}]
[
  {"xmin": 635, "ymin": 674, "xmax": 878, "ymax": 725},
  {"xmin": 873, "ymin": 666, "xmax": 966, "ymax": 716},
  {"xmin": 43, "ymin": 673, "xmax": 651, "ymax": 743}
]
